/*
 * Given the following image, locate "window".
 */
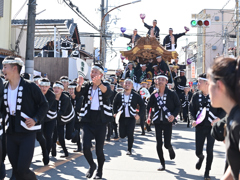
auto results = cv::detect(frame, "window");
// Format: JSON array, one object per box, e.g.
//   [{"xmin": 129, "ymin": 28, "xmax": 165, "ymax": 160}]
[{"xmin": 0, "ymin": 0, "xmax": 3, "ymax": 17}]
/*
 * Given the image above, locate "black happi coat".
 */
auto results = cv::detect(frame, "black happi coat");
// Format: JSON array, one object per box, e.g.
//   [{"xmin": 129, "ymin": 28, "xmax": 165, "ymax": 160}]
[
  {"xmin": 110, "ymin": 90, "xmax": 117, "ymax": 105},
  {"xmin": 144, "ymin": 23, "xmax": 160, "ymax": 39},
  {"xmin": 136, "ymin": 63, "xmax": 152, "ymax": 83},
  {"xmin": 147, "ymin": 87, "xmax": 181, "ymax": 124},
  {"xmin": 71, "ymin": 96, "xmax": 83, "ymax": 123},
  {"xmin": 113, "ymin": 90, "xmax": 145, "ymax": 120},
  {"xmin": 174, "ymin": 75, "xmax": 187, "ymax": 95},
  {"xmin": 0, "ymin": 78, "xmax": 4, "ymax": 136},
  {"xmin": 2, "ymin": 77, "xmax": 48, "ymax": 133},
  {"xmin": 125, "ymin": 63, "xmax": 140, "ymax": 81},
  {"xmin": 56, "ymin": 93, "xmax": 75, "ymax": 125},
  {"xmin": 189, "ymin": 91, "xmax": 226, "ymax": 127},
  {"xmin": 180, "ymin": 91, "xmax": 193, "ymax": 111},
  {"xmin": 75, "ymin": 81, "xmax": 113, "ymax": 124},
  {"xmin": 43, "ymin": 89, "xmax": 57, "ymax": 123},
  {"xmin": 163, "ymin": 33, "xmax": 185, "ymax": 50},
  {"xmin": 149, "ymin": 85, "xmax": 157, "ymax": 95},
  {"xmin": 123, "ymin": 33, "xmax": 141, "ymax": 45},
  {"xmin": 158, "ymin": 60, "xmax": 169, "ymax": 74},
  {"xmin": 224, "ymin": 105, "xmax": 240, "ymax": 180}
]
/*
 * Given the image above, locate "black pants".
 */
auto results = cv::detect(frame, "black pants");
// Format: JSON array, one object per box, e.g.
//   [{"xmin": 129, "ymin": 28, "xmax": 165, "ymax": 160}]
[
  {"xmin": 0, "ymin": 137, "xmax": 4, "ymax": 179},
  {"xmin": 195, "ymin": 126, "xmax": 215, "ymax": 171},
  {"xmin": 155, "ymin": 123, "xmax": 173, "ymax": 165},
  {"xmin": 74, "ymin": 121, "xmax": 82, "ymax": 150},
  {"xmin": 106, "ymin": 122, "xmax": 112, "ymax": 140},
  {"xmin": 119, "ymin": 117, "xmax": 136, "ymax": 152},
  {"xmin": 140, "ymin": 117, "xmax": 145, "ymax": 134},
  {"xmin": 0, "ymin": 137, "xmax": 2, "ymax": 169},
  {"xmin": 112, "ymin": 121, "xmax": 118, "ymax": 137},
  {"xmin": 36, "ymin": 120, "xmax": 56, "ymax": 155},
  {"xmin": 183, "ymin": 107, "xmax": 190, "ymax": 126},
  {"xmin": 7, "ymin": 132, "xmax": 37, "ymax": 180},
  {"xmin": 82, "ymin": 122, "xmax": 106, "ymax": 171},
  {"xmin": 57, "ymin": 119, "xmax": 75, "ymax": 155}
]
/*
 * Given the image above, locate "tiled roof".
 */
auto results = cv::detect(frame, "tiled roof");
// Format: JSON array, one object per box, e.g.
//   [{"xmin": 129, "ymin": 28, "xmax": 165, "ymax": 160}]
[
  {"xmin": 0, "ymin": 48, "xmax": 21, "ymax": 58},
  {"xmin": 34, "ymin": 36, "xmax": 55, "ymax": 49},
  {"xmin": 12, "ymin": 19, "xmax": 73, "ymax": 26}
]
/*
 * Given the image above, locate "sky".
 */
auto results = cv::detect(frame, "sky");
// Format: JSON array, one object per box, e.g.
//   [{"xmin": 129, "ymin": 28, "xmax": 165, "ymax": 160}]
[{"xmin": 11, "ymin": 0, "xmax": 236, "ymax": 69}]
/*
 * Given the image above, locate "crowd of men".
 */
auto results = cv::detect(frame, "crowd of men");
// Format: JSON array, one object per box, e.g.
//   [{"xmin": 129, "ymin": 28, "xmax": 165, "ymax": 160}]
[
  {"xmin": 0, "ymin": 17, "xmax": 233, "ymax": 180},
  {"xmin": 0, "ymin": 53, "xmax": 229, "ymax": 180}
]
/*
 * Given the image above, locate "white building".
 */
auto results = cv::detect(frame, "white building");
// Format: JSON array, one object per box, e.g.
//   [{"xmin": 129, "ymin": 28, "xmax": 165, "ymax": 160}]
[{"xmin": 196, "ymin": 9, "xmax": 235, "ymax": 74}]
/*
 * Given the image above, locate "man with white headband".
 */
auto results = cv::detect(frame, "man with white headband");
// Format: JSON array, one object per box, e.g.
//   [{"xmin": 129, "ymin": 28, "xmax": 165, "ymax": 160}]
[
  {"xmin": 1, "ymin": 56, "xmax": 48, "ymax": 180},
  {"xmin": 33, "ymin": 75, "xmax": 42, "ymax": 86},
  {"xmin": 136, "ymin": 63, "xmax": 151, "ymax": 91},
  {"xmin": 122, "ymin": 29, "xmax": 141, "ymax": 48},
  {"xmin": 147, "ymin": 73, "xmax": 181, "ymax": 171},
  {"xmin": 189, "ymin": 73, "xmax": 226, "ymax": 179},
  {"xmin": 174, "ymin": 69, "xmax": 187, "ymax": 121},
  {"xmin": 68, "ymin": 82, "xmax": 83, "ymax": 152},
  {"xmin": 142, "ymin": 19, "xmax": 160, "ymax": 40},
  {"xmin": 156, "ymin": 56, "xmax": 169, "ymax": 75},
  {"xmin": 60, "ymin": 76, "xmax": 69, "ymax": 92},
  {"xmin": 36, "ymin": 78, "xmax": 57, "ymax": 165},
  {"xmin": 179, "ymin": 85, "xmax": 193, "ymax": 128},
  {"xmin": 52, "ymin": 81, "xmax": 76, "ymax": 158},
  {"xmin": 75, "ymin": 64, "xmax": 113, "ymax": 179},
  {"xmin": 113, "ymin": 78, "xmax": 145, "ymax": 155},
  {"xmin": 163, "ymin": 28, "xmax": 187, "ymax": 51}
]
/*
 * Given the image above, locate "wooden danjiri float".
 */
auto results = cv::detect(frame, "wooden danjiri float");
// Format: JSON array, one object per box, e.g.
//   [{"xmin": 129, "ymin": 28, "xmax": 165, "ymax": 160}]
[{"xmin": 120, "ymin": 36, "xmax": 178, "ymax": 64}]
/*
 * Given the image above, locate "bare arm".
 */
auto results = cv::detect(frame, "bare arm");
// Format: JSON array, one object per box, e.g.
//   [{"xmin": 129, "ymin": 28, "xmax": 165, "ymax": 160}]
[{"xmin": 221, "ymin": 166, "xmax": 234, "ymax": 180}]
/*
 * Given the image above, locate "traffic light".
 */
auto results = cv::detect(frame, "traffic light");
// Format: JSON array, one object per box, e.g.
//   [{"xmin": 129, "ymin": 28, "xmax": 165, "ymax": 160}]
[
  {"xmin": 191, "ymin": 20, "xmax": 197, "ymax": 27},
  {"xmin": 191, "ymin": 19, "xmax": 211, "ymax": 27}
]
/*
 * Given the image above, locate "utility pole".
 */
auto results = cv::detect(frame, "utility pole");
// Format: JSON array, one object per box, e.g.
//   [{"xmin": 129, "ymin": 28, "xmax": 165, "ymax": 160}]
[
  {"xmin": 236, "ymin": 0, "xmax": 239, "ymax": 57},
  {"xmin": 224, "ymin": 27, "xmax": 229, "ymax": 56},
  {"xmin": 25, "ymin": 0, "xmax": 36, "ymax": 76},
  {"xmin": 221, "ymin": 10, "xmax": 224, "ymax": 55},
  {"xmin": 185, "ymin": 38, "xmax": 188, "ymax": 80},
  {"xmin": 100, "ymin": 0, "xmax": 106, "ymax": 67}
]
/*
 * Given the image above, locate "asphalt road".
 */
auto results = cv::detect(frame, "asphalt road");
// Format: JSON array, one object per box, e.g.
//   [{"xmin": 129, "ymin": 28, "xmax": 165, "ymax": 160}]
[{"xmin": 3, "ymin": 122, "xmax": 226, "ymax": 180}]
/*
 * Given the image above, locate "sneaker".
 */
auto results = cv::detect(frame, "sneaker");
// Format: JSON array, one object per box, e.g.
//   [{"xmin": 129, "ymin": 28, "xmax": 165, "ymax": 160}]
[
  {"xmin": 157, "ymin": 164, "xmax": 165, "ymax": 171},
  {"xmin": 126, "ymin": 151, "xmax": 132, "ymax": 155}
]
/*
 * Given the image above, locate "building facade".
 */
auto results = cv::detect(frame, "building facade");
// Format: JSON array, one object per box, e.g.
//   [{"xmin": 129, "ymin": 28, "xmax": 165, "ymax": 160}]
[{"xmin": 196, "ymin": 9, "xmax": 235, "ymax": 74}]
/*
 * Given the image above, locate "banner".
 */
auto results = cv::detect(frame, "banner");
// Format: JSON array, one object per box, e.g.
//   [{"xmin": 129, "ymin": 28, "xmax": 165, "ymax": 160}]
[{"xmin": 191, "ymin": 62, "xmax": 196, "ymax": 78}]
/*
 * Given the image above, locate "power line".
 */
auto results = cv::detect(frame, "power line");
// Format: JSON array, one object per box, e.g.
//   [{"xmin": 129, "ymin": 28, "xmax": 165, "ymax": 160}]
[
  {"xmin": 220, "ymin": 0, "xmax": 233, "ymax": 11},
  {"xmin": 62, "ymin": 0, "xmax": 99, "ymax": 32},
  {"xmin": 13, "ymin": 0, "xmax": 28, "ymax": 19}
]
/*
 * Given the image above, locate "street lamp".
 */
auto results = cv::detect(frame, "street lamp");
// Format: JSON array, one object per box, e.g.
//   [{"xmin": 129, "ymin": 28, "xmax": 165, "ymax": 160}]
[{"xmin": 100, "ymin": 0, "xmax": 141, "ymax": 67}]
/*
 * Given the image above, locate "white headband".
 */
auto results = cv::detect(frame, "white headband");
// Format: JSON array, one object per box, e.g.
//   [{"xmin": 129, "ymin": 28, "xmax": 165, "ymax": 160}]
[
  {"xmin": 53, "ymin": 83, "xmax": 64, "ymax": 89},
  {"xmin": 39, "ymin": 81, "xmax": 50, "ymax": 86},
  {"xmin": 68, "ymin": 85, "xmax": 77, "ymax": 89},
  {"xmin": 61, "ymin": 79, "xmax": 69, "ymax": 82},
  {"xmin": 2, "ymin": 58, "xmax": 24, "ymax": 67},
  {"xmin": 157, "ymin": 75, "xmax": 168, "ymax": 81},
  {"xmin": 34, "ymin": 77, "xmax": 41, "ymax": 82},
  {"xmin": 92, "ymin": 66, "xmax": 104, "ymax": 74},
  {"xmin": 198, "ymin": 77, "xmax": 208, "ymax": 81},
  {"xmin": 124, "ymin": 79, "xmax": 133, "ymax": 84}
]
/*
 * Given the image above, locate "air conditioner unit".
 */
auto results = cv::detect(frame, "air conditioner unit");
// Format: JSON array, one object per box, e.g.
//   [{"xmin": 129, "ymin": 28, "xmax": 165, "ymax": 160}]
[{"xmin": 212, "ymin": 46, "xmax": 217, "ymax": 50}]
